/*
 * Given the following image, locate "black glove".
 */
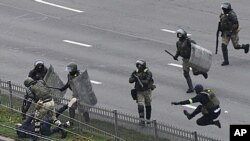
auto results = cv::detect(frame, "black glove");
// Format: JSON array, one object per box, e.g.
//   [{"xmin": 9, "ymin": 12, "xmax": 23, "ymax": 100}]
[
  {"xmin": 171, "ymin": 102, "xmax": 180, "ymax": 105},
  {"xmin": 173, "ymin": 56, "xmax": 178, "ymax": 61}
]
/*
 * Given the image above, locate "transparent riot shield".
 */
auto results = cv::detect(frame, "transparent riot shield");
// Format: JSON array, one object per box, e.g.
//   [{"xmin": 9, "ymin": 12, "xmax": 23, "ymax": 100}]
[
  {"xmin": 189, "ymin": 43, "xmax": 212, "ymax": 73},
  {"xmin": 69, "ymin": 69, "xmax": 97, "ymax": 106},
  {"xmin": 44, "ymin": 65, "xmax": 66, "ymax": 103}
]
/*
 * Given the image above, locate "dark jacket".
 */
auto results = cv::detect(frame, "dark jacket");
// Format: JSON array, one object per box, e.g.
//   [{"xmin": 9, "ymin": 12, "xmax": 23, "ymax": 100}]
[
  {"xmin": 60, "ymin": 71, "xmax": 80, "ymax": 91},
  {"xmin": 220, "ymin": 10, "xmax": 238, "ymax": 33},
  {"xmin": 28, "ymin": 67, "xmax": 48, "ymax": 81},
  {"xmin": 175, "ymin": 38, "xmax": 196, "ymax": 59},
  {"xmin": 129, "ymin": 68, "xmax": 153, "ymax": 91}
]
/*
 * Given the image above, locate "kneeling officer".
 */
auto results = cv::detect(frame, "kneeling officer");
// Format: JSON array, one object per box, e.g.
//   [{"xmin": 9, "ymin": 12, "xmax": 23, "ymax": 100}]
[{"xmin": 171, "ymin": 84, "xmax": 221, "ymax": 128}]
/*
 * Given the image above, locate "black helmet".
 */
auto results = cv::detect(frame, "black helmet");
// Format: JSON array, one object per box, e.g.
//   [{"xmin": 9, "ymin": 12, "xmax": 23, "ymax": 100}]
[
  {"xmin": 66, "ymin": 62, "xmax": 78, "ymax": 72},
  {"xmin": 194, "ymin": 84, "xmax": 204, "ymax": 94},
  {"xmin": 136, "ymin": 59, "xmax": 146, "ymax": 68},
  {"xmin": 24, "ymin": 78, "xmax": 34, "ymax": 87},
  {"xmin": 176, "ymin": 29, "xmax": 187, "ymax": 39},
  {"xmin": 34, "ymin": 60, "xmax": 44, "ymax": 70},
  {"xmin": 221, "ymin": 2, "xmax": 231, "ymax": 10}
]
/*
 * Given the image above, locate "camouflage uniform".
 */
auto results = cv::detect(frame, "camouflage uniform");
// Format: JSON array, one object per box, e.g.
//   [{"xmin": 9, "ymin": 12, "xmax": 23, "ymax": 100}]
[
  {"xmin": 24, "ymin": 79, "xmax": 63, "ymax": 139},
  {"xmin": 174, "ymin": 31, "xmax": 208, "ymax": 93},
  {"xmin": 219, "ymin": 3, "xmax": 249, "ymax": 66},
  {"xmin": 129, "ymin": 60, "xmax": 155, "ymax": 125}
]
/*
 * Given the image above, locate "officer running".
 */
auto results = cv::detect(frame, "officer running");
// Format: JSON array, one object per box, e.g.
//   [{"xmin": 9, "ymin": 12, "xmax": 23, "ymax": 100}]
[
  {"xmin": 173, "ymin": 29, "xmax": 208, "ymax": 93},
  {"xmin": 171, "ymin": 84, "xmax": 221, "ymax": 128},
  {"xmin": 218, "ymin": 2, "xmax": 249, "ymax": 66},
  {"xmin": 129, "ymin": 60, "xmax": 155, "ymax": 125},
  {"xmin": 24, "ymin": 78, "xmax": 65, "ymax": 140}
]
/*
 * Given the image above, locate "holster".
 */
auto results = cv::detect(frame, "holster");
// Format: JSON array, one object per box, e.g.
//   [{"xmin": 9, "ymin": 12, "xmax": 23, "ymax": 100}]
[{"xmin": 131, "ymin": 89, "xmax": 137, "ymax": 100}]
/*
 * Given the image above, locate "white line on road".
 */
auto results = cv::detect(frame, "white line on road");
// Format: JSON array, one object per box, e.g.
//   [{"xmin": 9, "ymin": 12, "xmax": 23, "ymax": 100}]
[
  {"xmin": 168, "ymin": 63, "xmax": 182, "ymax": 68},
  {"xmin": 161, "ymin": 29, "xmax": 192, "ymax": 36},
  {"xmin": 91, "ymin": 80, "xmax": 102, "ymax": 85},
  {"xmin": 183, "ymin": 104, "xmax": 196, "ymax": 109},
  {"xmin": 63, "ymin": 40, "xmax": 92, "ymax": 48},
  {"xmin": 34, "ymin": 0, "xmax": 84, "ymax": 13}
]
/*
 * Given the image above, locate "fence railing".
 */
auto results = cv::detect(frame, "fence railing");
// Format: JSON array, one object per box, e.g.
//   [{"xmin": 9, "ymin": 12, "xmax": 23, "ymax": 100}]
[{"xmin": 0, "ymin": 79, "xmax": 222, "ymax": 141}]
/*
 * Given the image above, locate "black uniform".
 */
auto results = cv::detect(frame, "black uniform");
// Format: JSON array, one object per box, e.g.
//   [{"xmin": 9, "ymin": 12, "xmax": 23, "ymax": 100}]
[
  {"xmin": 28, "ymin": 66, "xmax": 48, "ymax": 81},
  {"xmin": 172, "ymin": 88, "xmax": 221, "ymax": 128}
]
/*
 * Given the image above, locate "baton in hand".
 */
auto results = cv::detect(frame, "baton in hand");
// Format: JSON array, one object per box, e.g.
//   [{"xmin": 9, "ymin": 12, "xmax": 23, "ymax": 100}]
[{"xmin": 164, "ymin": 50, "xmax": 178, "ymax": 61}]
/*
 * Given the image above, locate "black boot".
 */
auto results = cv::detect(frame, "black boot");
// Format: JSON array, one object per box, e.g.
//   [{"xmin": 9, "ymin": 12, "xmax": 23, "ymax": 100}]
[
  {"xmin": 138, "ymin": 105, "xmax": 145, "ymax": 126},
  {"xmin": 202, "ymin": 72, "xmax": 208, "ymax": 79},
  {"xmin": 221, "ymin": 44, "xmax": 229, "ymax": 66},
  {"xmin": 146, "ymin": 105, "xmax": 152, "ymax": 124},
  {"xmin": 184, "ymin": 71, "xmax": 194, "ymax": 93},
  {"xmin": 183, "ymin": 110, "xmax": 192, "ymax": 120},
  {"xmin": 59, "ymin": 124, "xmax": 67, "ymax": 138},
  {"xmin": 69, "ymin": 107, "xmax": 76, "ymax": 126},
  {"xmin": 243, "ymin": 44, "xmax": 249, "ymax": 54},
  {"xmin": 214, "ymin": 120, "xmax": 221, "ymax": 128},
  {"xmin": 83, "ymin": 112, "xmax": 90, "ymax": 123}
]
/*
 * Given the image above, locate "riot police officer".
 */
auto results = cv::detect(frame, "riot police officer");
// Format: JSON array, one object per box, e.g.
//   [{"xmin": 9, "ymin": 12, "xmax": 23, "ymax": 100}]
[
  {"xmin": 24, "ymin": 78, "xmax": 65, "ymax": 140},
  {"xmin": 28, "ymin": 60, "xmax": 48, "ymax": 80},
  {"xmin": 172, "ymin": 84, "xmax": 221, "ymax": 128},
  {"xmin": 59, "ymin": 62, "xmax": 90, "ymax": 124},
  {"xmin": 219, "ymin": 2, "xmax": 249, "ymax": 66},
  {"xmin": 173, "ymin": 29, "xmax": 208, "ymax": 93},
  {"xmin": 129, "ymin": 60, "xmax": 155, "ymax": 125}
]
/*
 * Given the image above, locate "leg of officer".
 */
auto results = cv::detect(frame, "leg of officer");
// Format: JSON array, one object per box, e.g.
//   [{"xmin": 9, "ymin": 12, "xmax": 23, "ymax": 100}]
[
  {"xmin": 196, "ymin": 110, "xmax": 221, "ymax": 128},
  {"xmin": 144, "ymin": 89, "xmax": 152, "ymax": 123},
  {"xmin": 231, "ymin": 33, "xmax": 249, "ymax": 53},
  {"xmin": 221, "ymin": 34, "xmax": 230, "ymax": 66},
  {"xmin": 137, "ymin": 91, "xmax": 145, "ymax": 125},
  {"xmin": 183, "ymin": 59, "xmax": 193, "ymax": 93}
]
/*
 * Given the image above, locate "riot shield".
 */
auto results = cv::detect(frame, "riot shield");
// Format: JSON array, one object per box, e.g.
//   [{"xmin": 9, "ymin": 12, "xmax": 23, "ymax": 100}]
[
  {"xmin": 44, "ymin": 65, "xmax": 66, "ymax": 101},
  {"xmin": 189, "ymin": 43, "xmax": 212, "ymax": 73},
  {"xmin": 69, "ymin": 69, "xmax": 97, "ymax": 106}
]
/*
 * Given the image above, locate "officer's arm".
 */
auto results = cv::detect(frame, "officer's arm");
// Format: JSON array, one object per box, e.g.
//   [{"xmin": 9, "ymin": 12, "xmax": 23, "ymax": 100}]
[
  {"xmin": 177, "ymin": 95, "xmax": 202, "ymax": 105},
  {"xmin": 129, "ymin": 71, "xmax": 137, "ymax": 83},
  {"xmin": 28, "ymin": 69, "xmax": 35, "ymax": 78},
  {"xmin": 141, "ymin": 71, "xmax": 152, "ymax": 85},
  {"xmin": 60, "ymin": 82, "xmax": 69, "ymax": 91}
]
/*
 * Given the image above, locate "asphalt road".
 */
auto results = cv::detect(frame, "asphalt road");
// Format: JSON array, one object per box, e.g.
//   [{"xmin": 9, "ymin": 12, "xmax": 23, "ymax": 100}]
[{"xmin": 1, "ymin": 0, "xmax": 250, "ymax": 140}]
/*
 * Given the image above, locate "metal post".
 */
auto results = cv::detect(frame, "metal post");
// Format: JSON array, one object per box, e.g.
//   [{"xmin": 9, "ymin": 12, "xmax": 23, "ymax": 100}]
[
  {"xmin": 113, "ymin": 110, "xmax": 118, "ymax": 141},
  {"xmin": 193, "ymin": 131, "xmax": 198, "ymax": 141},
  {"xmin": 153, "ymin": 120, "xmax": 159, "ymax": 141},
  {"xmin": 7, "ymin": 81, "xmax": 13, "ymax": 112}
]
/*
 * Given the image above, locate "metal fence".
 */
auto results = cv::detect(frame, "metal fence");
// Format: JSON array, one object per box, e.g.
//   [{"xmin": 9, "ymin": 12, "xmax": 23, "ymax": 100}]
[{"xmin": 0, "ymin": 79, "xmax": 221, "ymax": 141}]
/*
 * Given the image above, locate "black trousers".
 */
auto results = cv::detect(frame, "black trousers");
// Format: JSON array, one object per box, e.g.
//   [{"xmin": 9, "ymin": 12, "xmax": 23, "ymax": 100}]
[{"xmin": 196, "ymin": 110, "xmax": 221, "ymax": 126}]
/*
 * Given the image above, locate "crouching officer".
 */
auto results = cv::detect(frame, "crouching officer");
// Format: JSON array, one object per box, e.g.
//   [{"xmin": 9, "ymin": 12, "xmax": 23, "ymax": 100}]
[
  {"xmin": 129, "ymin": 60, "xmax": 155, "ymax": 125},
  {"xmin": 171, "ymin": 84, "xmax": 221, "ymax": 128},
  {"xmin": 24, "ymin": 78, "xmax": 66, "ymax": 140},
  {"xmin": 173, "ymin": 29, "xmax": 208, "ymax": 93}
]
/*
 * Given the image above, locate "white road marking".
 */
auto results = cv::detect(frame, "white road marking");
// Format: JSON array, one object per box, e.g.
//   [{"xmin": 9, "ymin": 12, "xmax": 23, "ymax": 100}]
[
  {"xmin": 90, "ymin": 80, "xmax": 102, "ymax": 85},
  {"xmin": 63, "ymin": 40, "xmax": 92, "ymax": 48},
  {"xmin": 183, "ymin": 104, "xmax": 196, "ymax": 109},
  {"xmin": 168, "ymin": 63, "xmax": 182, "ymax": 68},
  {"xmin": 34, "ymin": 0, "xmax": 84, "ymax": 13},
  {"xmin": 161, "ymin": 29, "xmax": 192, "ymax": 36}
]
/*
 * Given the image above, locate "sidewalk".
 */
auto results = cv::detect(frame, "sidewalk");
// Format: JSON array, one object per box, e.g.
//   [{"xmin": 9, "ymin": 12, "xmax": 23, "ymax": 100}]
[{"xmin": 0, "ymin": 136, "xmax": 14, "ymax": 141}]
